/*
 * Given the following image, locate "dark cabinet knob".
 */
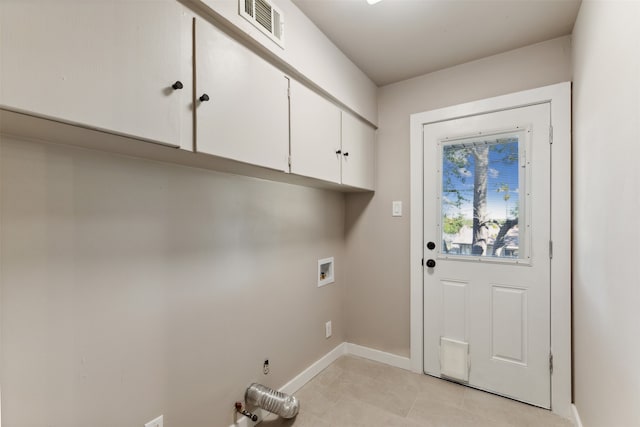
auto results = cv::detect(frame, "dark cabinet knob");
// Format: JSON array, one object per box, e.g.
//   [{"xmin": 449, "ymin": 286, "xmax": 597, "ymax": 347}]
[
  {"xmin": 172, "ymin": 81, "xmax": 184, "ymax": 90},
  {"xmin": 199, "ymin": 94, "xmax": 210, "ymax": 102},
  {"xmin": 427, "ymin": 241, "xmax": 436, "ymax": 250},
  {"xmin": 336, "ymin": 149, "xmax": 342, "ymax": 155},
  {"xmin": 343, "ymin": 152, "xmax": 349, "ymax": 157},
  {"xmin": 426, "ymin": 259, "xmax": 436, "ymax": 268}
]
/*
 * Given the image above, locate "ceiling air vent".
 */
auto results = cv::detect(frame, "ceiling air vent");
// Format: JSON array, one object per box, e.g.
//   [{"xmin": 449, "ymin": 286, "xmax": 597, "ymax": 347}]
[{"xmin": 240, "ymin": 0, "xmax": 285, "ymax": 48}]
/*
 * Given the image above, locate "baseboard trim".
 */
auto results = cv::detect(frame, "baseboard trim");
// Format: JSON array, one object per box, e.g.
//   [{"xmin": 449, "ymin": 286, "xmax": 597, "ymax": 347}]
[
  {"xmin": 346, "ymin": 342, "xmax": 412, "ymax": 371},
  {"xmin": 279, "ymin": 342, "xmax": 347, "ymax": 395},
  {"xmin": 571, "ymin": 404, "xmax": 584, "ymax": 427}
]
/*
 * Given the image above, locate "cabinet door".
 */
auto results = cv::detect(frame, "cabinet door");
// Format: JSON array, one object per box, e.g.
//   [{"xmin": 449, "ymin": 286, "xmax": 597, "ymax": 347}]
[
  {"xmin": 341, "ymin": 112, "xmax": 375, "ymax": 190},
  {"xmin": 289, "ymin": 80, "xmax": 341, "ymax": 183},
  {"xmin": 0, "ymin": 1, "xmax": 192, "ymax": 148},
  {"xmin": 195, "ymin": 19, "xmax": 289, "ymax": 172}
]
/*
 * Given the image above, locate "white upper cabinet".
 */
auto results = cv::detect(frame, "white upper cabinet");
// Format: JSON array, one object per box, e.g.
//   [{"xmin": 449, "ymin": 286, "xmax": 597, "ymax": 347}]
[
  {"xmin": 341, "ymin": 112, "xmax": 375, "ymax": 190},
  {"xmin": 0, "ymin": 1, "xmax": 193, "ymax": 149},
  {"xmin": 290, "ymin": 81, "xmax": 374, "ymax": 190},
  {"xmin": 289, "ymin": 80, "xmax": 342, "ymax": 184},
  {"xmin": 0, "ymin": 2, "xmax": 374, "ymax": 191},
  {"xmin": 194, "ymin": 18, "xmax": 289, "ymax": 172}
]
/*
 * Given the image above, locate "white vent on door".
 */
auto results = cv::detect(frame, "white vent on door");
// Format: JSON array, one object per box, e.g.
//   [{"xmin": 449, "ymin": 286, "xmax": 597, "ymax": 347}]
[
  {"xmin": 240, "ymin": 0, "xmax": 285, "ymax": 48},
  {"xmin": 440, "ymin": 337, "xmax": 470, "ymax": 382}
]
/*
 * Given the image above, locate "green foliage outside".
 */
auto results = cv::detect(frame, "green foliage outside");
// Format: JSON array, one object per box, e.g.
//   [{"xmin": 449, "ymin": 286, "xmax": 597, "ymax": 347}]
[{"xmin": 443, "ymin": 215, "xmax": 470, "ymax": 235}]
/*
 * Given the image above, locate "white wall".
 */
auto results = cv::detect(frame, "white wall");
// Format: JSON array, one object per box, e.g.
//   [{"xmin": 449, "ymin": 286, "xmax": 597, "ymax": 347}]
[
  {"xmin": 572, "ymin": 2, "xmax": 640, "ymax": 426},
  {"xmin": 345, "ymin": 36, "xmax": 573, "ymax": 357},
  {"xmin": 0, "ymin": 137, "xmax": 346, "ymax": 426}
]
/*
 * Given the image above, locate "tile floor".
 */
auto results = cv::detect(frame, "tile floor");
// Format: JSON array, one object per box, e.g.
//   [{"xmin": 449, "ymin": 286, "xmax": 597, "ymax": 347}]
[{"xmin": 260, "ymin": 355, "xmax": 573, "ymax": 427}]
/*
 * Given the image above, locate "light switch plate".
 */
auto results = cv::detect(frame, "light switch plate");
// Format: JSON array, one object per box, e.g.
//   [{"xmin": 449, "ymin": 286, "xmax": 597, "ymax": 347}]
[
  {"xmin": 392, "ymin": 201, "xmax": 402, "ymax": 217},
  {"xmin": 145, "ymin": 415, "xmax": 163, "ymax": 427}
]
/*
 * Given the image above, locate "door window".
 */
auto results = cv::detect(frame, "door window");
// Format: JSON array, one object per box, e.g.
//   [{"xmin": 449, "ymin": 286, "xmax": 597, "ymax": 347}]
[{"xmin": 438, "ymin": 130, "xmax": 528, "ymax": 261}]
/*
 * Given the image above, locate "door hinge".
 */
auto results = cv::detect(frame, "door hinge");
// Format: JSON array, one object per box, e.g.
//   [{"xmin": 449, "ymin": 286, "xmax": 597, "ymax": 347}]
[
  {"xmin": 549, "ymin": 352, "xmax": 554, "ymax": 374},
  {"xmin": 549, "ymin": 240, "xmax": 553, "ymax": 259},
  {"xmin": 287, "ymin": 86, "xmax": 291, "ymax": 99},
  {"xmin": 288, "ymin": 155, "xmax": 292, "ymax": 168},
  {"xmin": 549, "ymin": 125, "xmax": 554, "ymax": 144}
]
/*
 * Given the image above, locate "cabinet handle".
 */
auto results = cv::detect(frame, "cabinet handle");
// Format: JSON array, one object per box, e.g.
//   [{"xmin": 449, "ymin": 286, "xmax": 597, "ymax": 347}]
[
  {"xmin": 343, "ymin": 152, "xmax": 349, "ymax": 157},
  {"xmin": 199, "ymin": 93, "xmax": 210, "ymax": 102},
  {"xmin": 172, "ymin": 81, "xmax": 184, "ymax": 90},
  {"xmin": 335, "ymin": 149, "xmax": 342, "ymax": 155}
]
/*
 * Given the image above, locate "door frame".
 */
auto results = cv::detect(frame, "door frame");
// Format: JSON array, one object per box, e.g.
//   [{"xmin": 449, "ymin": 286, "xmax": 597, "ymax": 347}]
[{"xmin": 409, "ymin": 82, "xmax": 571, "ymax": 417}]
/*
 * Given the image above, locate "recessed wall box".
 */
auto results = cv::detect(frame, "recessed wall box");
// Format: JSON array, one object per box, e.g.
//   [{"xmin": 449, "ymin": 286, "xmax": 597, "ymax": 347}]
[{"xmin": 318, "ymin": 257, "xmax": 335, "ymax": 287}]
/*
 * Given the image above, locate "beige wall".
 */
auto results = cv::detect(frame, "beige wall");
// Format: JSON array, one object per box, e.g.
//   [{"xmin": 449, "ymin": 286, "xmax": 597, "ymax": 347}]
[
  {"xmin": 572, "ymin": 2, "xmax": 640, "ymax": 426},
  {"xmin": 0, "ymin": 137, "xmax": 345, "ymax": 427},
  {"xmin": 345, "ymin": 36, "xmax": 573, "ymax": 357}
]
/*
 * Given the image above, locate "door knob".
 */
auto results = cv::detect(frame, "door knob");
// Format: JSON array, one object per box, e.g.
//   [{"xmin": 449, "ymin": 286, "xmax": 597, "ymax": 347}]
[
  {"xmin": 343, "ymin": 152, "xmax": 349, "ymax": 157},
  {"xmin": 426, "ymin": 259, "xmax": 436, "ymax": 268},
  {"xmin": 199, "ymin": 93, "xmax": 210, "ymax": 102},
  {"xmin": 172, "ymin": 81, "xmax": 184, "ymax": 90},
  {"xmin": 335, "ymin": 149, "xmax": 342, "ymax": 155},
  {"xmin": 427, "ymin": 241, "xmax": 436, "ymax": 250}
]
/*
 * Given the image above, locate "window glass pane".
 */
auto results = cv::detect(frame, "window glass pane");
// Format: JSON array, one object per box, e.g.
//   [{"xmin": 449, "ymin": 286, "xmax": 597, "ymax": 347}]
[{"xmin": 441, "ymin": 135, "xmax": 521, "ymax": 259}]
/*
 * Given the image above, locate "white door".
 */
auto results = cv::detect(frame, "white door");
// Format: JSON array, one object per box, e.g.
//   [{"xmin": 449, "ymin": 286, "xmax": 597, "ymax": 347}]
[{"xmin": 423, "ymin": 103, "xmax": 551, "ymax": 408}]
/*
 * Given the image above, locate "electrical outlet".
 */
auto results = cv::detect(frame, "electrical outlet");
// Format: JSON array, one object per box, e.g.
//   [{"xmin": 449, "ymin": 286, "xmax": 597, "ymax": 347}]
[
  {"xmin": 325, "ymin": 321, "xmax": 332, "ymax": 338},
  {"xmin": 145, "ymin": 415, "xmax": 163, "ymax": 427}
]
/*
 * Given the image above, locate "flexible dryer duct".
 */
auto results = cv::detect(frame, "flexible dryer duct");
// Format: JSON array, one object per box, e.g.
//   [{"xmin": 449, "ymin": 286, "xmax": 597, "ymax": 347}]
[{"xmin": 245, "ymin": 383, "xmax": 300, "ymax": 419}]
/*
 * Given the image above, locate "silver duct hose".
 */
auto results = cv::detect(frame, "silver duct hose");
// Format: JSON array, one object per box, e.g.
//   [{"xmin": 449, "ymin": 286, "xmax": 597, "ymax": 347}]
[{"xmin": 245, "ymin": 383, "xmax": 300, "ymax": 419}]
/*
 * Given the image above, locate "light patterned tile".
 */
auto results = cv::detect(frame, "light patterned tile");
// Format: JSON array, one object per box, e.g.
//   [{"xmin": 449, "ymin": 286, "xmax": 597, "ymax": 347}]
[
  {"xmin": 311, "ymin": 363, "xmax": 343, "ymax": 387},
  {"xmin": 535, "ymin": 410, "xmax": 575, "ymax": 427},
  {"xmin": 407, "ymin": 392, "xmax": 490, "ymax": 427},
  {"xmin": 331, "ymin": 355, "xmax": 386, "ymax": 380},
  {"xmin": 413, "ymin": 375, "xmax": 466, "ymax": 408},
  {"xmin": 259, "ymin": 410, "xmax": 333, "ymax": 427},
  {"xmin": 322, "ymin": 395, "xmax": 415, "ymax": 427},
  {"xmin": 262, "ymin": 355, "xmax": 573, "ymax": 427},
  {"xmin": 461, "ymin": 387, "xmax": 554, "ymax": 427},
  {"xmin": 374, "ymin": 363, "xmax": 423, "ymax": 394},
  {"xmin": 331, "ymin": 376, "xmax": 418, "ymax": 417},
  {"xmin": 290, "ymin": 381, "xmax": 339, "ymax": 419}
]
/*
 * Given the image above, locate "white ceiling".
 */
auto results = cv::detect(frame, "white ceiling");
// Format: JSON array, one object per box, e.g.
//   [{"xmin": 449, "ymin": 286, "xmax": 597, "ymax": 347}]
[{"xmin": 291, "ymin": 0, "xmax": 581, "ymax": 86}]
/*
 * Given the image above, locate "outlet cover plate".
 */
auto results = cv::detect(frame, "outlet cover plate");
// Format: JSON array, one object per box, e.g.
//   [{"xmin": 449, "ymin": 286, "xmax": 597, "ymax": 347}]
[{"xmin": 325, "ymin": 320, "xmax": 332, "ymax": 338}]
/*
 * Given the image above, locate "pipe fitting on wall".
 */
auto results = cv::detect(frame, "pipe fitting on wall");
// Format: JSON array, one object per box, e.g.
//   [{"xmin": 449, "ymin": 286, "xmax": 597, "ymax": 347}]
[{"xmin": 235, "ymin": 401, "xmax": 258, "ymax": 422}]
